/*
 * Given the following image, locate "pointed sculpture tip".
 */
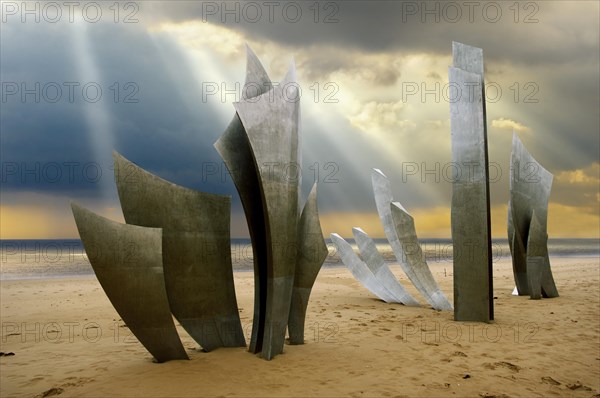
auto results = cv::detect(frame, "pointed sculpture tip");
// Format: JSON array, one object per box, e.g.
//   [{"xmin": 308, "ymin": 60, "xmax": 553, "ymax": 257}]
[
  {"xmin": 372, "ymin": 168, "xmax": 387, "ymax": 179},
  {"xmin": 282, "ymin": 57, "xmax": 297, "ymax": 83},
  {"xmin": 391, "ymin": 201, "xmax": 411, "ymax": 217},
  {"xmin": 512, "ymin": 131, "xmax": 524, "ymax": 148},
  {"xmin": 352, "ymin": 227, "xmax": 366, "ymax": 235},
  {"xmin": 245, "ymin": 43, "xmax": 257, "ymax": 59},
  {"xmin": 112, "ymin": 150, "xmax": 128, "ymax": 164},
  {"xmin": 70, "ymin": 201, "xmax": 91, "ymax": 219}
]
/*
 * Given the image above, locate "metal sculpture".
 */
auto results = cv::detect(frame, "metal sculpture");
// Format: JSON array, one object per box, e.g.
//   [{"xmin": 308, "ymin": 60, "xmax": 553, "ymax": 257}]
[
  {"xmin": 330, "ymin": 233, "xmax": 399, "ymax": 303},
  {"xmin": 352, "ymin": 227, "xmax": 420, "ymax": 306},
  {"xmin": 215, "ymin": 47, "xmax": 326, "ymax": 359},
  {"xmin": 288, "ymin": 183, "xmax": 328, "ymax": 344},
  {"xmin": 449, "ymin": 41, "xmax": 493, "ymax": 322},
  {"xmin": 231, "ymin": 61, "xmax": 300, "ymax": 360},
  {"xmin": 214, "ymin": 45, "xmax": 273, "ymax": 355},
  {"xmin": 508, "ymin": 133, "xmax": 558, "ymax": 299},
  {"xmin": 372, "ymin": 168, "xmax": 452, "ymax": 311},
  {"xmin": 389, "ymin": 203, "xmax": 453, "ymax": 310},
  {"xmin": 71, "ymin": 46, "xmax": 326, "ymax": 362},
  {"xmin": 113, "ymin": 152, "xmax": 246, "ymax": 351},
  {"xmin": 71, "ymin": 203, "xmax": 188, "ymax": 362}
]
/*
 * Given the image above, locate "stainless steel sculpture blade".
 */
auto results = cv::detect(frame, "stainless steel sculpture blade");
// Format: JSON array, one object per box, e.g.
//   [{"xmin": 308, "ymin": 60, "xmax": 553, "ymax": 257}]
[
  {"xmin": 214, "ymin": 45, "xmax": 273, "ymax": 355},
  {"xmin": 352, "ymin": 227, "xmax": 420, "ymax": 306},
  {"xmin": 288, "ymin": 183, "xmax": 328, "ymax": 345},
  {"xmin": 71, "ymin": 203, "xmax": 188, "ymax": 362},
  {"xmin": 388, "ymin": 204, "xmax": 453, "ymax": 310},
  {"xmin": 508, "ymin": 133, "xmax": 558, "ymax": 298},
  {"xmin": 330, "ymin": 233, "xmax": 399, "ymax": 303},
  {"xmin": 233, "ymin": 60, "xmax": 300, "ymax": 360},
  {"xmin": 526, "ymin": 210, "xmax": 559, "ymax": 299},
  {"xmin": 113, "ymin": 151, "xmax": 245, "ymax": 351},
  {"xmin": 371, "ymin": 168, "xmax": 451, "ymax": 310},
  {"xmin": 448, "ymin": 42, "xmax": 493, "ymax": 322}
]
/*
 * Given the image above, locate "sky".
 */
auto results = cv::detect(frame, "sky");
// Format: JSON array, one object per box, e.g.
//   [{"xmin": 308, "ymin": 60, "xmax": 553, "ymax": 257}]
[{"xmin": 1, "ymin": 0, "xmax": 599, "ymax": 239}]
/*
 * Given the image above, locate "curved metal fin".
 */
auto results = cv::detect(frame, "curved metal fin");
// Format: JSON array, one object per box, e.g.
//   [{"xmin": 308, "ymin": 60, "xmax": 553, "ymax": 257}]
[
  {"xmin": 71, "ymin": 202, "xmax": 188, "ymax": 362},
  {"xmin": 526, "ymin": 210, "xmax": 559, "ymax": 299},
  {"xmin": 352, "ymin": 227, "xmax": 420, "ymax": 307},
  {"xmin": 233, "ymin": 61, "xmax": 301, "ymax": 360},
  {"xmin": 288, "ymin": 183, "xmax": 328, "ymax": 344},
  {"xmin": 113, "ymin": 151, "xmax": 245, "ymax": 351},
  {"xmin": 508, "ymin": 132, "xmax": 555, "ymax": 299},
  {"xmin": 213, "ymin": 45, "xmax": 273, "ymax": 355},
  {"xmin": 371, "ymin": 168, "xmax": 451, "ymax": 310},
  {"xmin": 330, "ymin": 233, "xmax": 399, "ymax": 303},
  {"xmin": 390, "ymin": 203, "xmax": 452, "ymax": 310}
]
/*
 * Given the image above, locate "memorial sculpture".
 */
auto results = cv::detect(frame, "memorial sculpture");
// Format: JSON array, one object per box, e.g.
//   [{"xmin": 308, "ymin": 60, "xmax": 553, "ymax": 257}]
[
  {"xmin": 71, "ymin": 46, "xmax": 327, "ymax": 362},
  {"xmin": 71, "ymin": 203, "xmax": 189, "ymax": 363},
  {"xmin": 113, "ymin": 152, "xmax": 245, "ymax": 351},
  {"xmin": 352, "ymin": 227, "xmax": 420, "ymax": 306},
  {"xmin": 449, "ymin": 41, "xmax": 494, "ymax": 322},
  {"xmin": 508, "ymin": 133, "xmax": 559, "ymax": 299},
  {"xmin": 288, "ymin": 184, "xmax": 329, "ymax": 345},
  {"xmin": 215, "ymin": 46, "xmax": 323, "ymax": 360},
  {"xmin": 332, "ymin": 169, "xmax": 451, "ymax": 311},
  {"xmin": 373, "ymin": 169, "xmax": 452, "ymax": 311},
  {"xmin": 71, "ymin": 41, "xmax": 557, "ymax": 364},
  {"xmin": 330, "ymin": 233, "xmax": 400, "ymax": 303}
]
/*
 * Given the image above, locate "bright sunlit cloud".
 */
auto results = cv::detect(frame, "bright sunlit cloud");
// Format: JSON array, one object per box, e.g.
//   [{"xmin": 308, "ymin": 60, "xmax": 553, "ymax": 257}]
[{"xmin": 491, "ymin": 118, "xmax": 532, "ymax": 133}]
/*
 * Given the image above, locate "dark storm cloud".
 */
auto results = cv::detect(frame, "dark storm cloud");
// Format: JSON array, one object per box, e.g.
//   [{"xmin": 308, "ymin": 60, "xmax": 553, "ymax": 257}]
[
  {"xmin": 146, "ymin": 1, "xmax": 599, "ymax": 65},
  {"xmin": 1, "ymin": 19, "xmax": 235, "ymax": 203}
]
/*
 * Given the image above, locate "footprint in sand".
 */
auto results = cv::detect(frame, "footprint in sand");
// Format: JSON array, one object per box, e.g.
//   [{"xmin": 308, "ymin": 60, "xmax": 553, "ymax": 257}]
[
  {"xmin": 566, "ymin": 381, "xmax": 592, "ymax": 391},
  {"xmin": 484, "ymin": 361, "xmax": 520, "ymax": 372},
  {"xmin": 541, "ymin": 376, "xmax": 561, "ymax": 385},
  {"xmin": 496, "ymin": 361, "xmax": 520, "ymax": 372},
  {"xmin": 35, "ymin": 387, "xmax": 63, "ymax": 398}
]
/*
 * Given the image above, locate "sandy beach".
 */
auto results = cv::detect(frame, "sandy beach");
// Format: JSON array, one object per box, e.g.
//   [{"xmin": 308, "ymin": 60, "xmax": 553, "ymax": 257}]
[{"xmin": 1, "ymin": 257, "xmax": 598, "ymax": 398}]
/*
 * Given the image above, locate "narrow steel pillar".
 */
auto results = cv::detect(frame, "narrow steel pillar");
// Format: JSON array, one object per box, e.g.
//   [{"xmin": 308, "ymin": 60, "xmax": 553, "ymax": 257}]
[{"xmin": 449, "ymin": 42, "xmax": 493, "ymax": 322}]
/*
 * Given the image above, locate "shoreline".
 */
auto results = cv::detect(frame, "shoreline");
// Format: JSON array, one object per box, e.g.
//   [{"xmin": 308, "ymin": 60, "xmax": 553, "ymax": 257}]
[
  {"xmin": 1, "ymin": 253, "xmax": 598, "ymax": 282},
  {"xmin": 1, "ymin": 256, "xmax": 599, "ymax": 397}
]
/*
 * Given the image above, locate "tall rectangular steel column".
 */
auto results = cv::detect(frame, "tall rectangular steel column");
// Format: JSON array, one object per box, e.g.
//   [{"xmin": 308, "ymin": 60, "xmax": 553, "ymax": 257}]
[{"xmin": 449, "ymin": 42, "xmax": 494, "ymax": 322}]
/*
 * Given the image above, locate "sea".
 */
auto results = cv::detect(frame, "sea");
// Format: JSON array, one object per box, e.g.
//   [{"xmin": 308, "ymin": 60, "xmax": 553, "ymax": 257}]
[{"xmin": 1, "ymin": 238, "xmax": 598, "ymax": 281}]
